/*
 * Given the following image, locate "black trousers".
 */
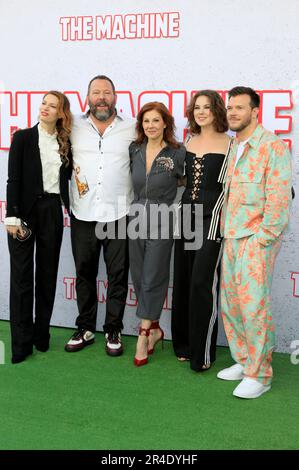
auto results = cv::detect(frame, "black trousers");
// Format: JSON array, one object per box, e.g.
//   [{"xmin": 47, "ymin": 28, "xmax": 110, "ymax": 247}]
[
  {"xmin": 70, "ymin": 214, "xmax": 129, "ymax": 333},
  {"xmin": 171, "ymin": 216, "xmax": 222, "ymax": 371},
  {"xmin": 8, "ymin": 194, "xmax": 63, "ymax": 357}
]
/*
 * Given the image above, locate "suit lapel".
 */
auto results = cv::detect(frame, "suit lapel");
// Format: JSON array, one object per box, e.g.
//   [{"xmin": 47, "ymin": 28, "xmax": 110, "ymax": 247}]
[{"xmin": 31, "ymin": 124, "xmax": 44, "ymax": 193}]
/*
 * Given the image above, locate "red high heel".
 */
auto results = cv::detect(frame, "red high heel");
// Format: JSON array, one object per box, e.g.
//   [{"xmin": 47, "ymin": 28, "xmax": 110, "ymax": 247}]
[
  {"xmin": 134, "ymin": 327, "xmax": 150, "ymax": 367},
  {"xmin": 148, "ymin": 321, "xmax": 164, "ymax": 355}
]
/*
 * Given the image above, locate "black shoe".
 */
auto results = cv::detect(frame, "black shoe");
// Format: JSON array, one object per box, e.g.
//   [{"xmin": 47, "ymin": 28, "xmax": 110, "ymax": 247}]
[
  {"xmin": 105, "ymin": 331, "xmax": 123, "ymax": 357},
  {"xmin": 34, "ymin": 332, "xmax": 50, "ymax": 352},
  {"xmin": 11, "ymin": 350, "xmax": 33, "ymax": 364},
  {"xmin": 35, "ymin": 342, "xmax": 49, "ymax": 352},
  {"xmin": 64, "ymin": 329, "xmax": 95, "ymax": 352}
]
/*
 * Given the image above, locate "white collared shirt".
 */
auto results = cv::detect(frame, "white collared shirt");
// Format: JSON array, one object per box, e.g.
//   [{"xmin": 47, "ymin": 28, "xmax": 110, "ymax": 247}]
[
  {"xmin": 70, "ymin": 113, "xmax": 135, "ymax": 222},
  {"xmin": 38, "ymin": 123, "xmax": 61, "ymax": 194}
]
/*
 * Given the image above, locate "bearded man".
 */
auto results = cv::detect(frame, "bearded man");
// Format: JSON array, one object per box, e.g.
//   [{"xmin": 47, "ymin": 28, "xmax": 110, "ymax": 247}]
[
  {"xmin": 217, "ymin": 86, "xmax": 292, "ymax": 398},
  {"xmin": 65, "ymin": 75, "xmax": 135, "ymax": 356}
]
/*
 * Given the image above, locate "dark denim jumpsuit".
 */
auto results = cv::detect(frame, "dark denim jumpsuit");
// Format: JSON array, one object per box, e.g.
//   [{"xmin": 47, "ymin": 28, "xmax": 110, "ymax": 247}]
[{"xmin": 129, "ymin": 141, "xmax": 185, "ymax": 320}]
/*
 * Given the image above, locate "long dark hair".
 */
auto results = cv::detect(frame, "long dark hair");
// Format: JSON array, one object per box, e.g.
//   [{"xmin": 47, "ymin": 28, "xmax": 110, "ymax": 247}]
[
  {"xmin": 187, "ymin": 90, "xmax": 228, "ymax": 134},
  {"xmin": 135, "ymin": 101, "xmax": 180, "ymax": 148},
  {"xmin": 44, "ymin": 91, "xmax": 72, "ymax": 165}
]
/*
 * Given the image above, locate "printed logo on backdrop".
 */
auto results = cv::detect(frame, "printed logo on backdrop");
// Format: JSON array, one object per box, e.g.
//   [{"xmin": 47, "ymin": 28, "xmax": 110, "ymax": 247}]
[
  {"xmin": 63, "ymin": 277, "xmax": 173, "ymax": 310},
  {"xmin": 0, "ymin": 89, "xmax": 293, "ymax": 150},
  {"xmin": 59, "ymin": 12, "xmax": 180, "ymax": 41}
]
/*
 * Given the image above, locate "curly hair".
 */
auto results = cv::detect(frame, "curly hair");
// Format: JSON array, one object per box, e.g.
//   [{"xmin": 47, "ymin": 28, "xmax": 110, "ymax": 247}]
[
  {"xmin": 187, "ymin": 90, "xmax": 228, "ymax": 135},
  {"xmin": 135, "ymin": 101, "xmax": 180, "ymax": 148},
  {"xmin": 43, "ymin": 91, "xmax": 72, "ymax": 165}
]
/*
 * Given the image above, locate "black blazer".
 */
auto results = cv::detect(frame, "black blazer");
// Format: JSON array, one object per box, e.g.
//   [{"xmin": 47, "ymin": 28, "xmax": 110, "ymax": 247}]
[{"xmin": 6, "ymin": 124, "xmax": 72, "ymax": 219}]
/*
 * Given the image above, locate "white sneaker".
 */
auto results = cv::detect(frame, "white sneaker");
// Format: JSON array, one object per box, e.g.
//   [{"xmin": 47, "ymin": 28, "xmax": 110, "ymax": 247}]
[
  {"xmin": 64, "ymin": 329, "xmax": 95, "ymax": 352},
  {"xmin": 233, "ymin": 377, "xmax": 271, "ymax": 399},
  {"xmin": 105, "ymin": 331, "xmax": 123, "ymax": 357},
  {"xmin": 217, "ymin": 363, "xmax": 244, "ymax": 381}
]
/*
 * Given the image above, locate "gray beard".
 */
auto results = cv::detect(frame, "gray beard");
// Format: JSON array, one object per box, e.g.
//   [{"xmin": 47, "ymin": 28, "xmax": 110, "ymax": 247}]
[
  {"xmin": 89, "ymin": 103, "xmax": 115, "ymax": 121},
  {"xmin": 91, "ymin": 107, "xmax": 114, "ymax": 121}
]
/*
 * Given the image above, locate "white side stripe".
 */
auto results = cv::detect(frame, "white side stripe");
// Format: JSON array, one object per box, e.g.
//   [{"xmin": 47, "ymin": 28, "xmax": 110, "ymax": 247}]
[
  {"xmin": 207, "ymin": 138, "xmax": 233, "ymax": 240},
  {"xmin": 204, "ymin": 243, "xmax": 223, "ymax": 366},
  {"xmin": 207, "ymin": 192, "xmax": 224, "ymax": 240}
]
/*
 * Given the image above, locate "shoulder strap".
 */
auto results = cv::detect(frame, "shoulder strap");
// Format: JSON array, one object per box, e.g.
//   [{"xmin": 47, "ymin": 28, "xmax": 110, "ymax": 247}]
[
  {"xmin": 184, "ymin": 134, "xmax": 192, "ymax": 146},
  {"xmin": 218, "ymin": 137, "xmax": 233, "ymax": 183}
]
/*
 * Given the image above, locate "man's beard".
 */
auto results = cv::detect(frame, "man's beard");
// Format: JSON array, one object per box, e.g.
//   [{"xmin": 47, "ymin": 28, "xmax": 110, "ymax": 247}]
[
  {"xmin": 229, "ymin": 115, "xmax": 252, "ymax": 133},
  {"xmin": 89, "ymin": 100, "xmax": 115, "ymax": 121}
]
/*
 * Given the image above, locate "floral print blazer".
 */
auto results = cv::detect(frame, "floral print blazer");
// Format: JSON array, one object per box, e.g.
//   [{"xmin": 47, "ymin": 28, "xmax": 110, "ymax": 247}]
[{"xmin": 221, "ymin": 124, "xmax": 292, "ymax": 246}]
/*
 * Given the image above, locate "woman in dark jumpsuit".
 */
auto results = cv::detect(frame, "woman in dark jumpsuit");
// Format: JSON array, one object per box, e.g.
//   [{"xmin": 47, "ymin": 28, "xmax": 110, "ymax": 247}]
[
  {"xmin": 171, "ymin": 90, "xmax": 231, "ymax": 372},
  {"xmin": 129, "ymin": 102, "xmax": 185, "ymax": 366}
]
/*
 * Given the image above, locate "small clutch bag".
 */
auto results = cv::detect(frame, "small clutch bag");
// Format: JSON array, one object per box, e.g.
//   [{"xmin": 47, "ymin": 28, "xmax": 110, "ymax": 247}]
[{"xmin": 16, "ymin": 220, "xmax": 32, "ymax": 242}]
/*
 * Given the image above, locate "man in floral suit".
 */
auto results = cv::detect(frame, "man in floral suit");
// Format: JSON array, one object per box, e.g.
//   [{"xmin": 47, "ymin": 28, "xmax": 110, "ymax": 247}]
[{"xmin": 217, "ymin": 86, "xmax": 292, "ymax": 398}]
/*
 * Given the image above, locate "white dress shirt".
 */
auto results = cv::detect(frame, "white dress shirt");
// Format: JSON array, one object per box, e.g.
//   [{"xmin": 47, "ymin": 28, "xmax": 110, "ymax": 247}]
[
  {"xmin": 70, "ymin": 113, "xmax": 135, "ymax": 222},
  {"xmin": 38, "ymin": 123, "xmax": 61, "ymax": 194},
  {"xmin": 5, "ymin": 124, "xmax": 61, "ymax": 226}
]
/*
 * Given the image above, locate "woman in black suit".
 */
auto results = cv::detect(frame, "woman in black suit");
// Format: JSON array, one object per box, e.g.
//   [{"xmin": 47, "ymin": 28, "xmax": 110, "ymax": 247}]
[{"xmin": 5, "ymin": 91, "xmax": 72, "ymax": 363}]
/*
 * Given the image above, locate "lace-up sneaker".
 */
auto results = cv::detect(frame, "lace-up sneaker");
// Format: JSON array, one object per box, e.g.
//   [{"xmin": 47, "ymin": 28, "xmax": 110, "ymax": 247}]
[
  {"xmin": 64, "ymin": 329, "xmax": 95, "ymax": 352},
  {"xmin": 105, "ymin": 331, "xmax": 123, "ymax": 357}
]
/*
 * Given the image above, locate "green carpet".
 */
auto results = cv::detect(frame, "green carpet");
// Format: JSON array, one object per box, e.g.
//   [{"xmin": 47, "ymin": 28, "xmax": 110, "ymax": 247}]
[{"xmin": 0, "ymin": 320, "xmax": 298, "ymax": 450}]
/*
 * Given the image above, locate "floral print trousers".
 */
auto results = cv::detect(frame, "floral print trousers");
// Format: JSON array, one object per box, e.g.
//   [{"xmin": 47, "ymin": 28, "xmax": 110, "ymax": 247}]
[{"xmin": 220, "ymin": 235, "xmax": 282, "ymax": 385}]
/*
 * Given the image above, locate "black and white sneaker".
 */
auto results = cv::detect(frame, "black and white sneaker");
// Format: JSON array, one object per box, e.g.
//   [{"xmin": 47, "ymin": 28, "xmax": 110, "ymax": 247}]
[
  {"xmin": 105, "ymin": 331, "xmax": 123, "ymax": 357},
  {"xmin": 64, "ymin": 329, "xmax": 95, "ymax": 352}
]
